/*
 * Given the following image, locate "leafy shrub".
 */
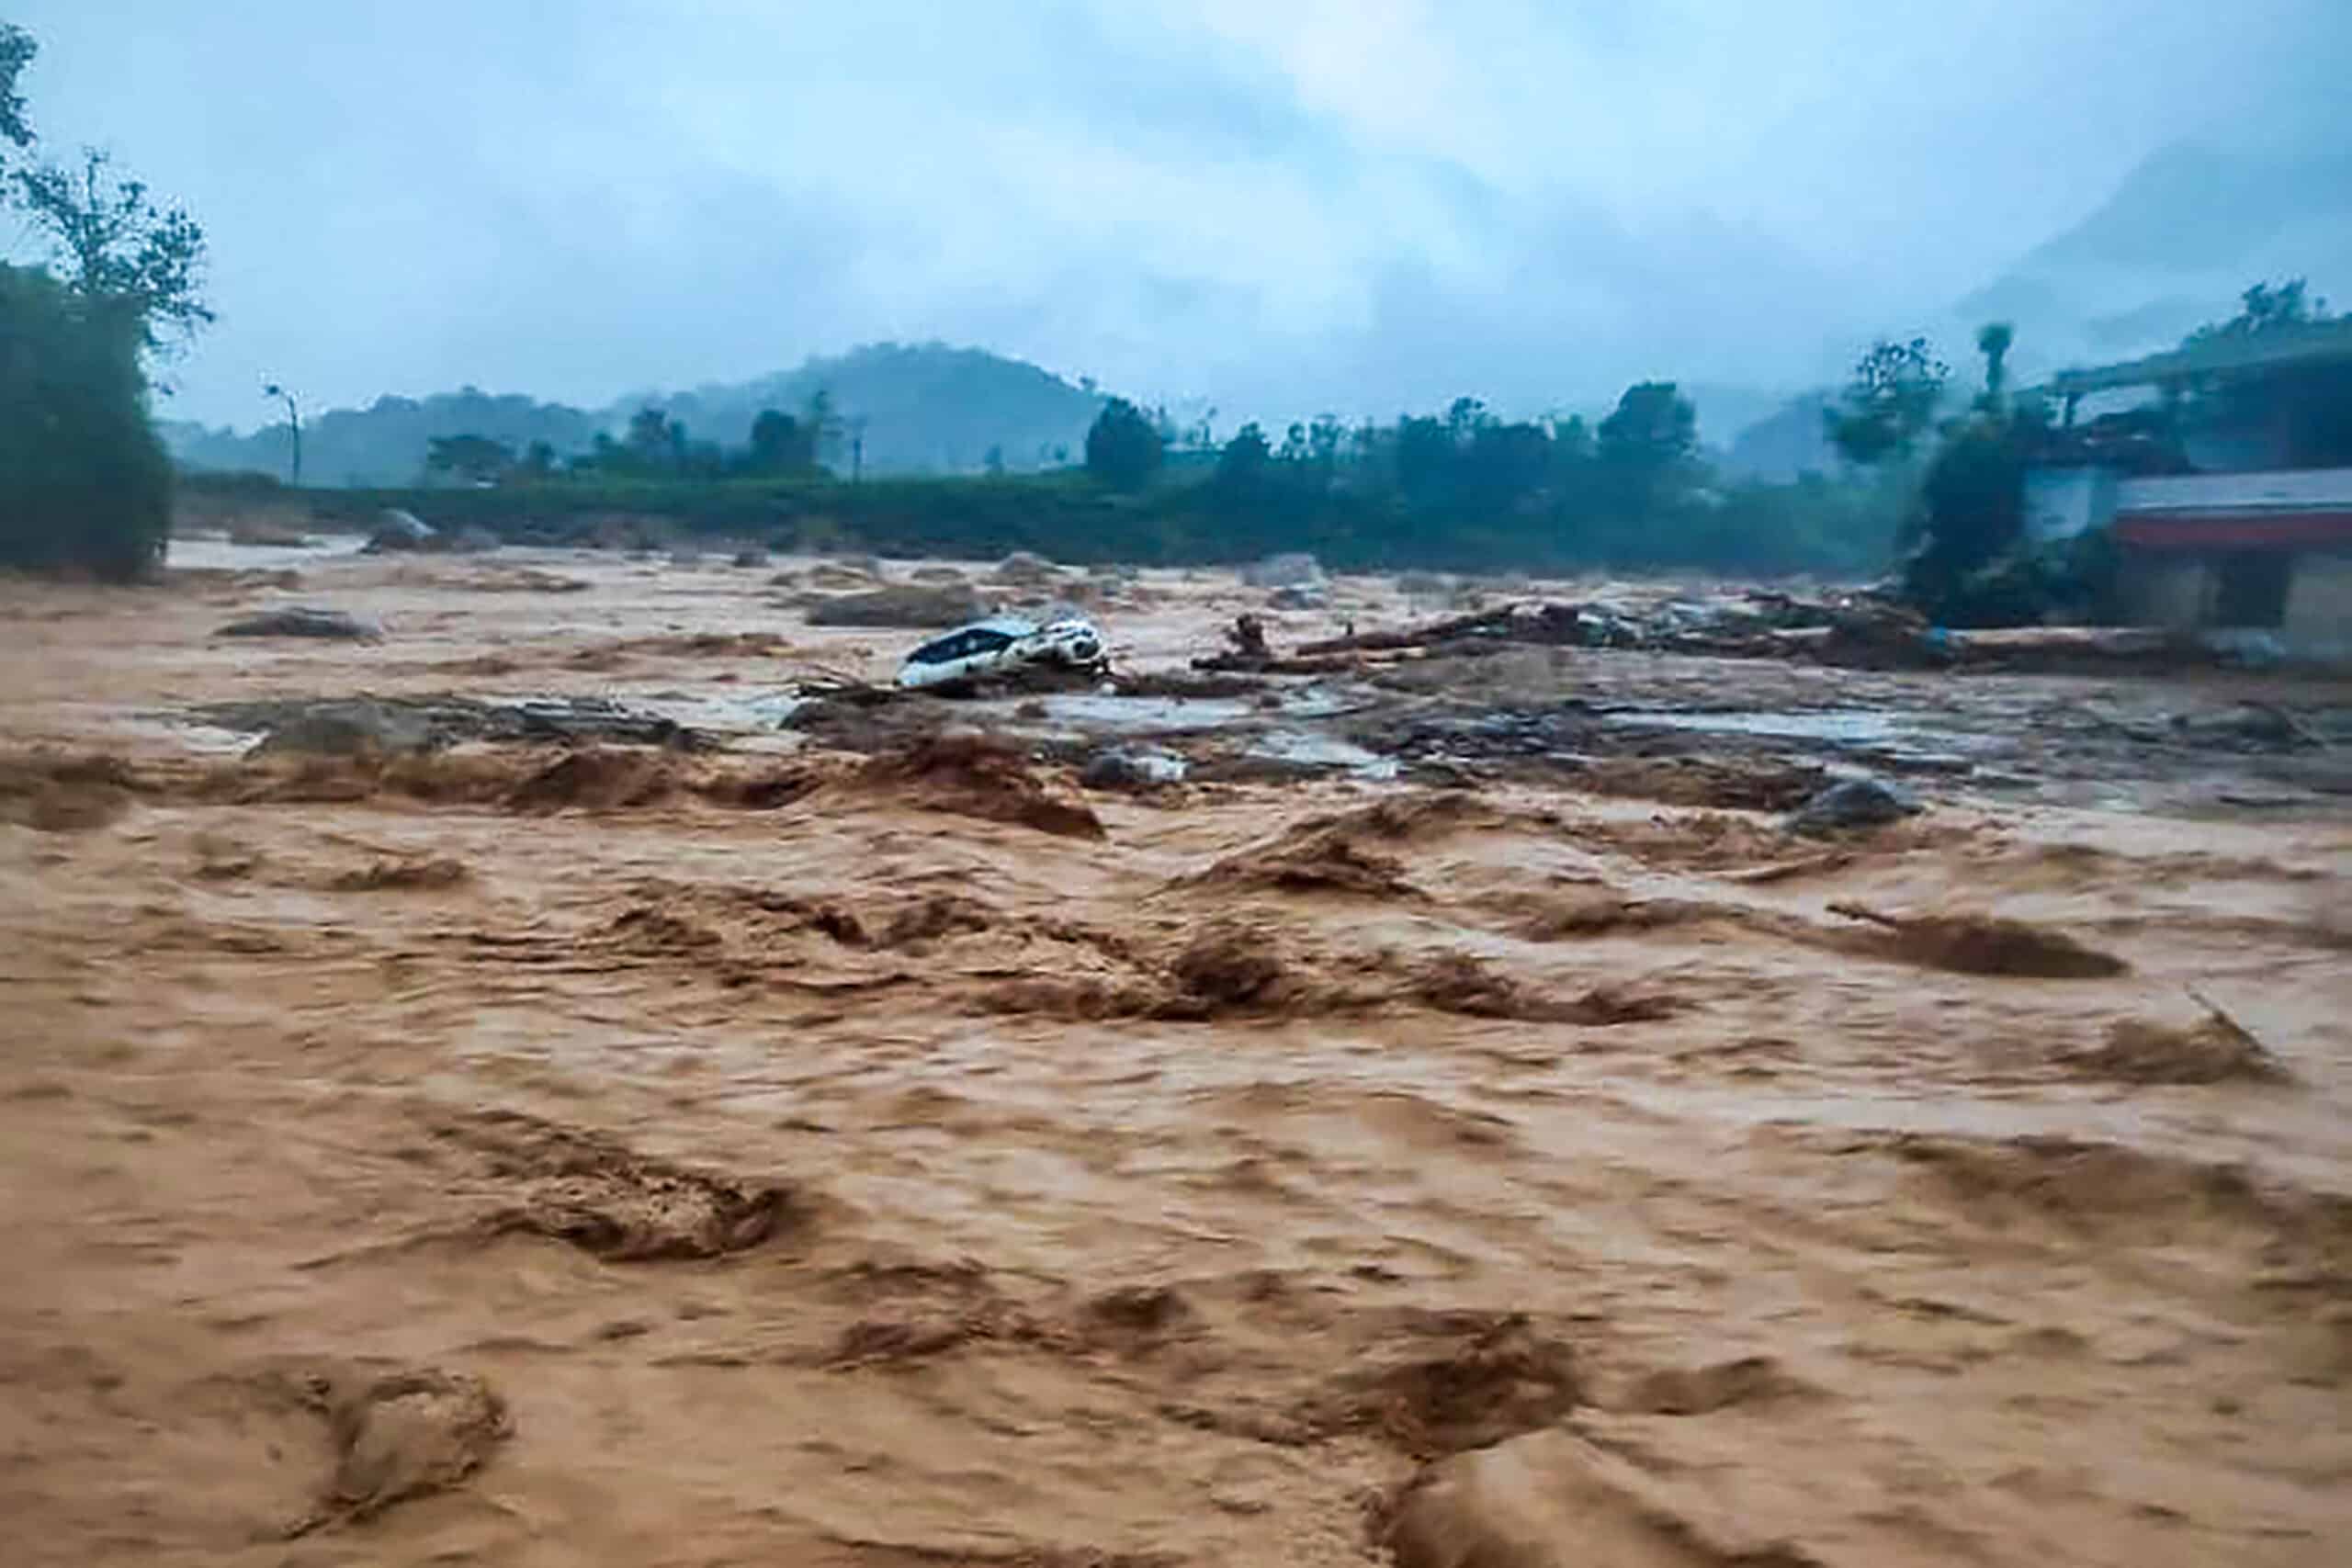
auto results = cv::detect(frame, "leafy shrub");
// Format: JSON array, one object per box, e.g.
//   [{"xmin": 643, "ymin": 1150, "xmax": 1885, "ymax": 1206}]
[{"xmin": 0, "ymin": 265, "xmax": 172, "ymax": 581}]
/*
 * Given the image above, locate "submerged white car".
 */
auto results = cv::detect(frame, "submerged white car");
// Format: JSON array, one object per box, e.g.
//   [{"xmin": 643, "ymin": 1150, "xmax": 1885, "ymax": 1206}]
[{"xmin": 896, "ymin": 615, "xmax": 1107, "ymax": 691}]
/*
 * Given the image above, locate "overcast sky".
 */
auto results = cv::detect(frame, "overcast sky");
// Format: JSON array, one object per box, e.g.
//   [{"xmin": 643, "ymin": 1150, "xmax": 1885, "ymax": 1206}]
[{"xmin": 8, "ymin": 0, "xmax": 2349, "ymax": 431}]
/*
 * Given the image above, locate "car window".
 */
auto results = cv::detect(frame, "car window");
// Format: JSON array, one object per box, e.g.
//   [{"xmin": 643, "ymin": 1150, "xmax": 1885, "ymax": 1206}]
[
  {"xmin": 907, "ymin": 631, "xmax": 972, "ymax": 664},
  {"xmin": 967, "ymin": 629, "xmax": 1016, "ymax": 654}
]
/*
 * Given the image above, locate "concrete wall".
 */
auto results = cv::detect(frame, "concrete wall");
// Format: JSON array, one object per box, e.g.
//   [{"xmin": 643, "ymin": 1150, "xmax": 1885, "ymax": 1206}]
[
  {"xmin": 2283, "ymin": 551, "xmax": 2352, "ymax": 657},
  {"xmin": 2118, "ymin": 468, "xmax": 2352, "ymax": 514},
  {"xmin": 2023, "ymin": 467, "xmax": 2117, "ymax": 543},
  {"xmin": 2119, "ymin": 553, "xmax": 2212, "ymax": 629}
]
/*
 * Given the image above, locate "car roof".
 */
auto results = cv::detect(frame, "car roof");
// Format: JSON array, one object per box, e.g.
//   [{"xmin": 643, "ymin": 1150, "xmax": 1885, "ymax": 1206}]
[{"xmin": 956, "ymin": 615, "xmax": 1038, "ymax": 637}]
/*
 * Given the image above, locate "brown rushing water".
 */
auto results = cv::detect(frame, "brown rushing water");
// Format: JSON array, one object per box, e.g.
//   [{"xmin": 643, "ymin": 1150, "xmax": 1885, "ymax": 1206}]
[{"xmin": 2, "ymin": 543, "xmax": 2347, "ymax": 1566}]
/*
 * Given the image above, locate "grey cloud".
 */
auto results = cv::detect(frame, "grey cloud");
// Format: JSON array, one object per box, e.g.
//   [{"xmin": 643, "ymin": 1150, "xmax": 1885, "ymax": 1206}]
[{"xmin": 6, "ymin": 0, "xmax": 2347, "ymax": 433}]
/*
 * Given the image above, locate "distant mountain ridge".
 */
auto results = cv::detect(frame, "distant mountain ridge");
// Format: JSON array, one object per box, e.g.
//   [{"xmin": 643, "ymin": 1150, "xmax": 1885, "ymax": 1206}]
[
  {"xmin": 1951, "ymin": 141, "xmax": 2352, "ymax": 378},
  {"xmin": 163, "ymin": 342, "xmax": 1109, "ymax": 486},
  {"xmin": 167, "ymin": 143, "xmax": 2349, "ymax": 490},
  {"xmin": 1717, "ymin": 140, "xmax": 2352, "ymax": 474}
]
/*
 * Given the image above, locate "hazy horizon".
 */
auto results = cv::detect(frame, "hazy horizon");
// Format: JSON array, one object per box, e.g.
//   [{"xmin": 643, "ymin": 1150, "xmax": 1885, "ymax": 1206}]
[{"xmin": 8, "ymin": 0, "xmax": 2349, "ymax": 434}]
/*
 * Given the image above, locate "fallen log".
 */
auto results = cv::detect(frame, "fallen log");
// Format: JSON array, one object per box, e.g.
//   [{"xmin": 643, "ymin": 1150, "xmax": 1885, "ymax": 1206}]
[
  {"xmin": 1191, "ymin": 651, "xmax": 1373, "ymax": 676},
  {"xmin": 1295, "ymin": 604, "xmax": 1521, "ymax": 656}
]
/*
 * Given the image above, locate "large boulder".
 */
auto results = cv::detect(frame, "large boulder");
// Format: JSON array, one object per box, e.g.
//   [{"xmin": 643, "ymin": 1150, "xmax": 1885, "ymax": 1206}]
[
  {"xmin": 246, "ymin": 698, "xmax": 435, "ymax": 757},
  {"xmin": 1785, "ymin": 777, "xmax": 1921, "ymax": 837},
  {"xmin": 363, "ymin": 509, "xmax": 436, "ymax": 554},
  {"xmin": 226, "ymin": 515, "xmax": 315, "ymax": 547},
  {"xmin": 1385, "ymin": 1429, "xmax": 1747, "ymax": 1568},
  {"xmin": 803, "ymin": 560, "xmax": 882, "ymax": 591},
  {"xmin": 990, "ymin": 551, "xmax": 1063, "ymax": 588},
  {"xmin": 805, "ymin": 583, "xmax": 991, "ymax": 628},
  {"xmin": 1240, "ymin": 552, "xmax": 1324, "ymax": 589},
  {"xmin": 1080, "ymin": 748, "xmax": 1189, "ymax": 792}
]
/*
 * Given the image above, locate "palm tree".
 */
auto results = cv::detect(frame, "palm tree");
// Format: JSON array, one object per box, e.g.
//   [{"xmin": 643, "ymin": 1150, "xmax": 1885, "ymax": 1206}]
[{"xmin": 1976, "ymin": 321, "xmax": 2015, "ymax": 404}]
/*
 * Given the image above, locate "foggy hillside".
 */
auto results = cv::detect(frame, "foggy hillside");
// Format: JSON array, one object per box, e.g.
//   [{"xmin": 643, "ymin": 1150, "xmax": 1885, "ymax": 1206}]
[
  {"xmin": 630, "ymin": 343, "xmax": 1107, "ymax": 475},
  {"xmin": 1710, "ymin": 141, "xmax": 2351, "ymax": 473},
  {"xmin": 155, "ymin": 141, "xmax": 2350, "ymax": 491},
  {"xmin": 1951, "ymin": 141, "xmax": 2352, "ymax": 378},
  {"xmin": 163, "ymin": 390, "xmax": 604, "ymax": 489}
]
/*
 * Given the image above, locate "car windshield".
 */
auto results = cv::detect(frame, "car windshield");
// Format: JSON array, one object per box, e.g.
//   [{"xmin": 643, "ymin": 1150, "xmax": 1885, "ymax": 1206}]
[{"xmin": 908, "ymin": 626, "xmax": 1015, "ymax": 664}]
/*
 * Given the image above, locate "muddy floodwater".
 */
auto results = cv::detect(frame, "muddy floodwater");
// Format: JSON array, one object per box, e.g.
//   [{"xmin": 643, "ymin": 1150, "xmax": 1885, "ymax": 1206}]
[{"xmin": 3, "ymin": 542, "xmax": 2348, "ymax": 1566}]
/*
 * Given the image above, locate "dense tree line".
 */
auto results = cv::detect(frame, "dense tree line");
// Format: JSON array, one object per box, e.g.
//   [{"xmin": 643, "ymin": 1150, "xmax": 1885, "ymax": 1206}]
[
  {"xmin": 422, "ymin": 392, "xmax": 840, "ymax": 487},
  {"xmin": 1068, "ymin": 381, "xmax": 1900, "ymax": 575},
  {"xmin": 403, "ymin": 372, "xmax": 1906, "ymax": 574}
]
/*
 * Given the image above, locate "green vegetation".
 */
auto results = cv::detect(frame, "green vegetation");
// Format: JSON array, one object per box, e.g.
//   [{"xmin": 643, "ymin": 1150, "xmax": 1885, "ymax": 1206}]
[
  {"xmin": 1841, "ymin": 279, "xmax": 2348, "ymax": 626},
  {"xmin": 308, "ymin": 374, "xmax": 1905, "ymax": 577},
  {"xmin": 0, "ymin": 22, "xmax": 31, "ymax": 156},
  {"xmin": 2176, "ymin": 279, "xmax": 2352, "ymax": 468},
  {"xmin": 1825, "ymin": 338, "xmax": 1948, "ymax": 467},
  {"xmin": 0, "ymin": 265, "xmax": 175, "ymax": 580},
  {"xmin": 1083, "ymin": 398, "xmax": 1164, "ymax": 491},
  {"xmin": 0, "ymin": 22, "xmax": 204, "ymax": 581},
  {"xmin": 163, "ymin": 342, "xmax": 1108, "ymax": 485},
  {"xmin": 14, "ymin": 148, "xmax": 212, "ymax": 353}
]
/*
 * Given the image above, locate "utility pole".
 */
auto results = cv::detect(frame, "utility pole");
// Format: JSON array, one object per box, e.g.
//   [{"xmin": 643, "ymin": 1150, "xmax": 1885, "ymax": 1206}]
[
  {"xmin": 263, "ymin": 382, "xmax": 302, "ymax": 488},
  {"xmin": 848, "ymin": 416, "xmax": 868, "ymax": 483}
]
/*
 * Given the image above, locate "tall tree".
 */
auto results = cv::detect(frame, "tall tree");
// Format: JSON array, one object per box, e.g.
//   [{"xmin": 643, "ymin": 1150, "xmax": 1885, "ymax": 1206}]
[
  {"xmin": 746, "ymin": 408, "xmax": 811, "ymax": 474},
  {"xmin": 2191, "ymin": 278, "xmax": 2323, "ymax": 342},
  {"xmin": 1975, "ymin": 321, "xmax": 2014, "ymax": 406},
  {"xmin": 12, "ymin": 148, "xmax": 212, "ymax": 352},
  {"xmin": 1216, "ymin": 422, "xmax": 1272, "ymax": 489},
  {"xmin": 1596, "ymin": 381, "xmax": 1698, "ymax": 491},
  {"xmin": 2178, "ymin": 280, "xmax": 2351, "ymax": 467},
  {"xmin": 1083, "ymin": 397, "xmax": 1163, "ymax": 491},
  {"xmin": 424, "ymin": 434, "xmax": 516, "ymax": 485},
  {"xmin": 803, "ymin": 388, "xmax": 844, "ymax": 469},
  {"xmin": 1826, "ymin": 338, "xmax": 1947, "ymax": 466},
  {"xmin": 0, "ymin": 263, "xmax": 173, "ymax": 580},
  {"xmin": 623, "ymin": 406, "xmax": 677, "ymax": 470},
  {"xmin": 0, "ymin": 23, "xmax": 188, "ymax": 581},
  {"xmin": 0, "ymin": 21, "xmax": 35, "ymax": 159}
]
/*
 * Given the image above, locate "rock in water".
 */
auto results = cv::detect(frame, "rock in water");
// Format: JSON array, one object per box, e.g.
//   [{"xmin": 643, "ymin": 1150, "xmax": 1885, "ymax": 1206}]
[
  {"xmin": 806, "ymin": 584, "xmax": 991, "ymax": 628},
  {"xmin": 1080, "ymin": 748, "xmax": 1189, "ymax": 792},
  {"xmin": 1241, "ymin": 552, "xmax": 1325, "ymax": 589},
  {"xmin": 364, "ymin": 509, "xmax": 436, "ymax": 553},
  {"xmin": 215, "ymin": 605, "xmax": 381, "ymax": 641},
  {"xmin": 991, "ymin": 551, "xmax": 1061, "ymax": 587},
  {"xmin": 1785, "ymin": 777, "xmax": 1921, "ymax": 836},
  {"xmin": 246, "ymin": 698, "xmax": 436, "ymax": 757}
]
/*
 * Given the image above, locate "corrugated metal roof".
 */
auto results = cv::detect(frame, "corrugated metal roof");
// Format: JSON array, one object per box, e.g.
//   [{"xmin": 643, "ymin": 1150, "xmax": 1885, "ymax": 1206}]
[{"xmin": 2116, "ymin": 468, "xmax": 2352, "ymax": 515}]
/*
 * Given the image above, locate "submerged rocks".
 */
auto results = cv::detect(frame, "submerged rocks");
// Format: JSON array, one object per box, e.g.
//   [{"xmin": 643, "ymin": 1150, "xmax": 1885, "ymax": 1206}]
[
  {"xmin": 990, "ymin": 550, "xmax": 1063, "ymax": 588},
  {"xmin": 805, "ymin": 583, "xmax": 990, "ymax": 628},
  {"xmin": 215, "ymin": 605, "xmax": 381, "ymax": 641},
  {"xmin": 248, "ymin": 700, "xmax": 437, "ymax": 758},
  {"xmin": 363, "ymin": 509, "xmax": 436, "ymax": 553},
  {"xmin": 1785, "ymin": 777, "xmax": 1920, "ymax": 836},
  {"xmin": 1241, "ymin": 552, "xmax": 1324, "ymax": 590},
  {"xmin": 289, "ymin": 1365, "xmax": 511, "ymax": 1532},
  {"xmin": 1080, "ymin": 747, "xmax": 1189, "ymax": 792}
]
